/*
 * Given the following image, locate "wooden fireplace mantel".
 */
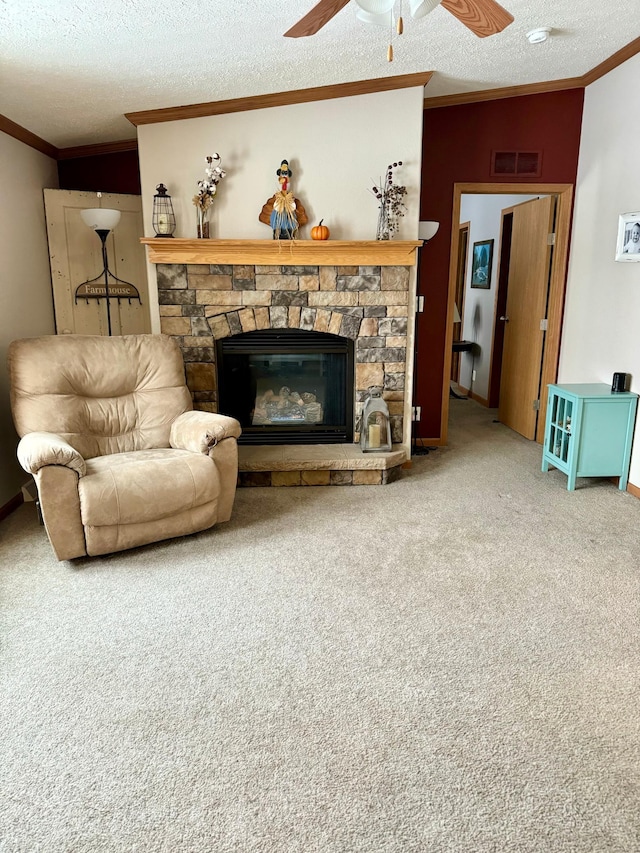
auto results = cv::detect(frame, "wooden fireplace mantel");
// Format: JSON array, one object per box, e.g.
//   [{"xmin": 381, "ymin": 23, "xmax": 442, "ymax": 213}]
[{"xmin": 140, "ymin": 238, "xmax": 422, "ymax": 267}]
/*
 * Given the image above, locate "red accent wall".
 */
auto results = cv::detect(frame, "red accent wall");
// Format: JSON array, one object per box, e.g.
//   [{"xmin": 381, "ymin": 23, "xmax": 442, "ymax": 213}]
[
  {"xmin": 417, "ymin": 89, "xmax": 585, "ymax": 440},
  {"xmin": 58, "ymin": 149, "xmax": 141, "ymax": 195}
]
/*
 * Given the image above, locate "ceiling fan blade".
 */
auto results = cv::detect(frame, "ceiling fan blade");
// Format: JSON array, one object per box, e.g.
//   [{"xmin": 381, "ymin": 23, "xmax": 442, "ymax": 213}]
[
  {"xmin": 284, "ymin": 0, "xmax": 351, "ymax": 38},
  {"xmin": 440, "ymin": 0, "xmax": 514, "ymax": 37}
]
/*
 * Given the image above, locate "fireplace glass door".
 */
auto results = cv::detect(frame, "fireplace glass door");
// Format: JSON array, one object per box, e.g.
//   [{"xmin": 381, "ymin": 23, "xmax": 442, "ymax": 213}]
[{"xmin": 217, "ymin": 329, "xmax": 354, "ymax": 444}]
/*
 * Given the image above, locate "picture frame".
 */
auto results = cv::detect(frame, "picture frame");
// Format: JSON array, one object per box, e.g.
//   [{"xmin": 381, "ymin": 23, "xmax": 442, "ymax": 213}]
[
  {"xmin": 615, "ymin": 212, "xmax": 640, "ymax": 262},
  {"xmin": 470, "ymin": 239, "xmax": 494, "ymax": 288}
]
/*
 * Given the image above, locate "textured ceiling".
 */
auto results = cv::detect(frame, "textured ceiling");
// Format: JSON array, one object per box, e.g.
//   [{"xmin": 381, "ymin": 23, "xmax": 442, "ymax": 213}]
[{"xmin": 1, "ymin": 0, "xmax": 638, "ymax": 149}]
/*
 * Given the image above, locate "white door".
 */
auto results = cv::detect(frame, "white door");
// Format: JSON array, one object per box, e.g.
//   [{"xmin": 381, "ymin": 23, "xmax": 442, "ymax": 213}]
[{"xmin": 44, "ymin": 189, "xmax": 150, "ymax": 335}]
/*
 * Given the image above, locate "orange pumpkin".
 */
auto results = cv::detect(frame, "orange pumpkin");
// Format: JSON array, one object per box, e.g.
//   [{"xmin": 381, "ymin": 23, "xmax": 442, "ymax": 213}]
[{"xmin": 311, "ymin": 219, "xmax": 330, "ymax": 240}]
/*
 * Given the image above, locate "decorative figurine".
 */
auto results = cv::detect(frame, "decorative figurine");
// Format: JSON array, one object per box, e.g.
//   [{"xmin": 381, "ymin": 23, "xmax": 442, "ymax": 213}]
[{"xmin": 259, "ymin": 158, "xmax": 308, "ymax": 239}]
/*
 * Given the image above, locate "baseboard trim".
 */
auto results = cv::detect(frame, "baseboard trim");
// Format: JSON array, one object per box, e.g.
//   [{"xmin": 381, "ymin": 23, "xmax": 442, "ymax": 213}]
[
  {"xmin": 470, "ymin": 390, "xmax": 489, "ymax": 406},
  {"xmin": 0, "ymin": 492, "xmax": 24, "ymax": 521},
  {"xmin": 627, "ymin": 481, "xmax": 640, "ymax": 499},
  {"xmin": 456, "ymin": 385, "xmax": 490, "ymax": 406}
]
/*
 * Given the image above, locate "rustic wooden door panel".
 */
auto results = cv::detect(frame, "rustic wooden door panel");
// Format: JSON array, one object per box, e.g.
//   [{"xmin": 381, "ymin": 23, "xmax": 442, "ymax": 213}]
[{"xmin": 44, "ymin": 189, "xmax": 150, "ymax": 336}]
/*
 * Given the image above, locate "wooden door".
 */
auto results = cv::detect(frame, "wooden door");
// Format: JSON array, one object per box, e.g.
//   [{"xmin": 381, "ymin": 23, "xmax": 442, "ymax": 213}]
[
  {"xmin": 44, "ymin": 189, "xmax": 150, "ymax": 335},
  {"xmin": 498, "ymin": 195, "xmax": 556, "ymax": 440}
]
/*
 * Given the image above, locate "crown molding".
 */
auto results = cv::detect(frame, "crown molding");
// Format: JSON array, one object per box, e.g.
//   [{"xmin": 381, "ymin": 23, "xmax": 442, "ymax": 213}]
[
  {"xmin": 582, "ymin": 35, "xmax": 640, "ymax": 85},
  {"xmin": 125, "ymin": 72, "xmax": 434, "ymax": 126},
  {"xmin": 57, "ymin": 139, "xmax": 139, "ymax": 160},
  {"xmin": 424, "ymin": 35, "xmax": 640, "ymax": 109},
  {"xmin": 5, "ymin": 34, "xmax": 640, "ymax": 157},
  {"xmin": 423, "ymin": 77, "xmax": 585, "ymax": 109},
  {"xmin": 0, "ymin": 113, "xmax": 58, "ymax": 159}
]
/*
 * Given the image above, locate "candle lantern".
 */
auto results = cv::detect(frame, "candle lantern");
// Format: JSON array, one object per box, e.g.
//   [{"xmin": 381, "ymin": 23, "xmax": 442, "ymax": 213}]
[
  {"xmin": 360, "ymin": 386, "xmax": 392, "ymax": 453},
  {"xmin": 152, "ymin": 183, "xmax": 176, "ymax": 237}
]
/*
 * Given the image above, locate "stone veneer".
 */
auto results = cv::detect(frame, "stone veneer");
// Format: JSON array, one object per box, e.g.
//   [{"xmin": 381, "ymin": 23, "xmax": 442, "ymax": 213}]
[{"xmin": 157, "ymin": 261, "xmax": 412, "ymax": 478}]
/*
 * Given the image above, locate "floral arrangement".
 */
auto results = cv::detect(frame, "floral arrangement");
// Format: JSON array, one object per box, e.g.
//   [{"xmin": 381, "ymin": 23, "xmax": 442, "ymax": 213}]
[
  {"xmin": 193, "ymin": 154, "xmax": 226, "ymax": 214},
  {"xmin": 371, "ymin": 161, "xmax": 407, "ymax": 240}
]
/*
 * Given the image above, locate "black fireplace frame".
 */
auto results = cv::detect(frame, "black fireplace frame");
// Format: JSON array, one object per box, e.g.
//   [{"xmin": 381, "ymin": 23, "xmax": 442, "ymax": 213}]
[{"xmin": 216, "ymin": 328, "xmax": 355, "ymax": 445}]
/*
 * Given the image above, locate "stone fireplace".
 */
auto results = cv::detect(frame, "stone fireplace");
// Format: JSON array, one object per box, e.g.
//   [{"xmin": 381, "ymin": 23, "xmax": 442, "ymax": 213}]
[{"xmin": 143, "ymin": 239, "xmax": 420, "ymax": 485}]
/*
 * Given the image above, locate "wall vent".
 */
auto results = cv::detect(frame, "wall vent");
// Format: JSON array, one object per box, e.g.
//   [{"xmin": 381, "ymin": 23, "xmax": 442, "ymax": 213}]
[{"xmin": 491, "ymin": 150, "xmax": 542, "ymax": 178}]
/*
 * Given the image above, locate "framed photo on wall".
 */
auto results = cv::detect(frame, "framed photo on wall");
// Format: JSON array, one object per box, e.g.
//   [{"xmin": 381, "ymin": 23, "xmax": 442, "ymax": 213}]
[
  {"xmin": 615, "ymin": 212, "xmax": 640, "ymax": 261},
  {"xmin": 470, "ymin": 239, "xmax": 494, "ymax": 288}
]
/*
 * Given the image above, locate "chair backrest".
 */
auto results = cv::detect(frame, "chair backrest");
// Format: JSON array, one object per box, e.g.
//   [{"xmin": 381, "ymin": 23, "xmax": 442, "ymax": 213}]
[{"xmin": 9, "ymin": 334, "xmax": 193, "ymax": 459}]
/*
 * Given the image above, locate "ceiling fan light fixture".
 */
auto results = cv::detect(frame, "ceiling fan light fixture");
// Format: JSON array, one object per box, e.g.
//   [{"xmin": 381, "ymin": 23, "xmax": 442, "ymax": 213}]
[
  {"xmin": 355, "ymin": 0, "xmax": 395, "ymax": 15},
  {"xmin": 526, "ymin": 26, "xmax": 552, "ymax": 44},
  {"xmin": 355, "ymin": 8, "xmax": 393, "ymax": 26},
  {"xmin": 409, "ymin": 0, "xmax": 442, "ymax": 20}
]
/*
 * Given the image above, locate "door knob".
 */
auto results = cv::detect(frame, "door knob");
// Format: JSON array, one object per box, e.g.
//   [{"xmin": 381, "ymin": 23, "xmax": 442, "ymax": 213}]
[{"xmin": 499, "ymin": 316, "xmax": 509, "ymax": 322}]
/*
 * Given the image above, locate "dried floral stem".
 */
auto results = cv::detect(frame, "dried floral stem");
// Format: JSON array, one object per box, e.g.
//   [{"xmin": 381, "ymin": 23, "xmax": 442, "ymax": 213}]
[
  {"xmin": 193, "ymin": 153, "xmax": 227, "ymax": 212},
  {"xmin": 370, "ymin": 161, "xmax": 407, "ymax": 241}
]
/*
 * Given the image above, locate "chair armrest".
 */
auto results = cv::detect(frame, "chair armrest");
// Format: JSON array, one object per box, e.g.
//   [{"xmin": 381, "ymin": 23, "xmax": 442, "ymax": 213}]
[
  {"xmin": 170, "ymin": 411, "xmax": 242, "ymax": 454},
  {"xmin": 17, "ymin": 432, "xmax": 86, "ymax": 477}
]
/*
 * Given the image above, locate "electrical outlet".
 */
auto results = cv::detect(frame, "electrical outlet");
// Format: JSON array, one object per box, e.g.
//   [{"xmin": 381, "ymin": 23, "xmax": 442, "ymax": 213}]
[{"xmin": 472, "ymin": 369, "xmax": 477, "ymax": 381}]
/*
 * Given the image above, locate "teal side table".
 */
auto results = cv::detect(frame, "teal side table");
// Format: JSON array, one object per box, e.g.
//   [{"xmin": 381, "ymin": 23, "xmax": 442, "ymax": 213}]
[{"xmin": 541, "ymin": 383, "xmax": 638, "ymax": 491}]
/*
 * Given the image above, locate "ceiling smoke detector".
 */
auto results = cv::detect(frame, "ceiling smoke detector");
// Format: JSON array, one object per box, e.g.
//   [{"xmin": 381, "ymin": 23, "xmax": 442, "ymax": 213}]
[{"xmin": 526, "ymin": 27, "xmax": 552, "ymax": 44}]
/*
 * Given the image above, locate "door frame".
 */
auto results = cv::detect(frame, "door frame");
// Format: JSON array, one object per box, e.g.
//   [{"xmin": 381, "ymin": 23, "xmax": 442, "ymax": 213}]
[
  {"xmin": 451, "ymin": 221, "xmax": 469, "ymax": 385},
  {"xmin": 440, "ymin": 182, "xmax": 574, "ymax": 445}
]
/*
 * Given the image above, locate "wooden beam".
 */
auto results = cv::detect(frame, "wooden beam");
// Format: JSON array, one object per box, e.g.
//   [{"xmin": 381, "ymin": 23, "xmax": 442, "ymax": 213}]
[{"xmin": 126, "ymin": 72, "xmax": 434, "ymax": 126}]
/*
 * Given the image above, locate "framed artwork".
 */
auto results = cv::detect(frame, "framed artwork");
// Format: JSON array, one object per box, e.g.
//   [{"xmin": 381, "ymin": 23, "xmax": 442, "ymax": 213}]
[
  {"xmin": 615, "ymin": 212, "xmax": 640, "ymax": 262},
  {"xmin": 470, "ymin": 239, "xmax": 494, "ymax": 288}
]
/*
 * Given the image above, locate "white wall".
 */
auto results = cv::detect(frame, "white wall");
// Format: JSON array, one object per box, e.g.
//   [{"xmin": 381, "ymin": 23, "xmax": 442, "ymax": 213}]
[
  {"xmin": 458, "ymin": 193, "xmax": 538, "ymax": 400},
  {"xmin": 0, "ymin": 132, "xmax": 58, "ymax": 507},
  {"xmin": 559, "ymin": 53, "xmax": 640, "ymax": 488},
  {"xmin": 137, "ymin": 88, "xmax": 425, "ymax": 331}
]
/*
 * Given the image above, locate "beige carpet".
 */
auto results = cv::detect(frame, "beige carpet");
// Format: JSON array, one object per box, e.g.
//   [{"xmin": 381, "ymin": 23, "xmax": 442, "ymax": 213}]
[{"xmin": 2, "ymin": 400, "xmax": 640, "ymax": 852}]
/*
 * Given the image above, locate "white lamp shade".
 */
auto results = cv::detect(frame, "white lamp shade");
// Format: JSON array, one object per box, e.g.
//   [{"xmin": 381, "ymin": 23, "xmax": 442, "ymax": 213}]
[
  {"xmin": 355, "ymin": 0, "xmax": 395, "ymax": 14},
  {"xmin": 418, "ymin": 220, "xmax": 440, "ymax": 241},
  {"xmin": 410, "ymin": 0, "xmax": 442, "ymax": 19},
  {"xmin": 453, "ymin": 303, "xmax": 461, "ymax": 324},
  {"xmin": 356, "ymin": 8, "xmax": 393, "ymax": 26},
  {"xmin": 80, "ymin": 208, "xmax": 121, "ymax": 231}
]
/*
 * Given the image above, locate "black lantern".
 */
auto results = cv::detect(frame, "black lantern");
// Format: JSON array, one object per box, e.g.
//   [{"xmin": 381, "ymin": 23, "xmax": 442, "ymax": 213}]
[{"xmin": 152, "ymin": 183, "xmax": 176, "ymax": 237}]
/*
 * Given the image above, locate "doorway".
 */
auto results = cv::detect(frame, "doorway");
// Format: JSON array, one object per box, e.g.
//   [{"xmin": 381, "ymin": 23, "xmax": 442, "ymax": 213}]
[{"xmin": 442, "ymin": 182, "xmax": 574, "ymax": 445}]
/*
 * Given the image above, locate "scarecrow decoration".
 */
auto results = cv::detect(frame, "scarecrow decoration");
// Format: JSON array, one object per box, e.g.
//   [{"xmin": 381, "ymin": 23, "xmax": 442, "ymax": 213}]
[{"xmin": 259, "ymin": 159, "xmax": 308, "ymax": 239}]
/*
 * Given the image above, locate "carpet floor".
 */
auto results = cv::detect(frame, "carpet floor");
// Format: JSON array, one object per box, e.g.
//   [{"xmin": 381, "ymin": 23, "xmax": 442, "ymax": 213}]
[{"xmin": 1, "ymin": 400, "xmax": 640, "ymax": 852}]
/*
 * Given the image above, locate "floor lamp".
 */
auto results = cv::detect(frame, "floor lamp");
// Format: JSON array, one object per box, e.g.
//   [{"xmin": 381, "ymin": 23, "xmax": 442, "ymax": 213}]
[
  {"xmin": 76, "ymin": 208, "xmax": 141, "ymax": 336},
  {"xmin": 411, "ymin": 221, "xmax": 440, "ymax": 455}
]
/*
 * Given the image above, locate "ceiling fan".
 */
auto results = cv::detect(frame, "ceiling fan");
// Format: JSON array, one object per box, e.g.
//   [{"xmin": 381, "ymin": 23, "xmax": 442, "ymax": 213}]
[{"xmin": 284, "ymin": 0, "xmax": 514, "ymax": 41}]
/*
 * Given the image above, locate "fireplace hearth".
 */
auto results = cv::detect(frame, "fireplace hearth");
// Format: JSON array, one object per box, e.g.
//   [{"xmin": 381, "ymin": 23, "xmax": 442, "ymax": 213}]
[{"xmin": 217, "ymin": 329, "xmax": 354, "ymax": 444}]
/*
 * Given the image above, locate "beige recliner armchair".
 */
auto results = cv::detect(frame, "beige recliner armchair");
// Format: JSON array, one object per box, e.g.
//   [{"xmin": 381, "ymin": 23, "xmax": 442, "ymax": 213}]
[{"xmin": 8, "ymin": 334, "xmax": 241, "ymax": 561}]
